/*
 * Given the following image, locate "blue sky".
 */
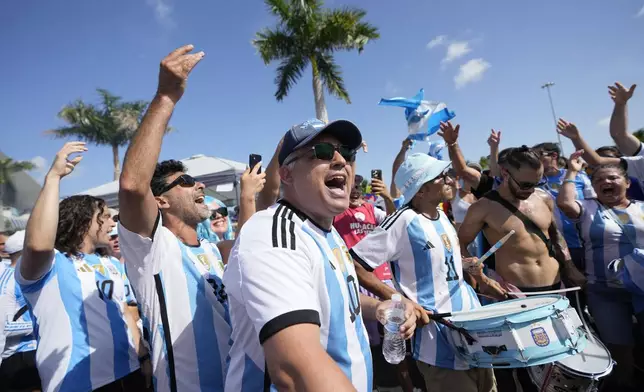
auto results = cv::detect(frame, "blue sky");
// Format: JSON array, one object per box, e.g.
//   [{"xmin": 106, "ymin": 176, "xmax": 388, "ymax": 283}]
[{"xmin": 1, "ymin": 0, "xmax": 644, "ymax": 197}]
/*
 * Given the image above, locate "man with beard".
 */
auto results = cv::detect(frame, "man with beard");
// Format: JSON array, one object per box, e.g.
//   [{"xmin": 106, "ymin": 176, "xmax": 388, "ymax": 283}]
[
  {"xmin": 445, "ymin": 122, "xmax": 581, "ymax": 392},
  {"xmin": 118, "ymin": 45, "xmax": 232, "ymax": 392}
]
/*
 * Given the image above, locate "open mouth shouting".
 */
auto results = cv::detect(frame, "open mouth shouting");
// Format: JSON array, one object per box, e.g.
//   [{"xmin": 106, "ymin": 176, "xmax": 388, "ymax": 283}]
[{"xmin": 325, "ymin": 173, "xmax": 348, "ymax": 198}]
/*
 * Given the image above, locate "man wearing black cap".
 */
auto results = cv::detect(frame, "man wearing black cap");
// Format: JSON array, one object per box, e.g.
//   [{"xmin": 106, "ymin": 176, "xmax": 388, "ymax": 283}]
[{"xmin": 224, "ymin": 119, "xmax": 417, "ymax": 391}]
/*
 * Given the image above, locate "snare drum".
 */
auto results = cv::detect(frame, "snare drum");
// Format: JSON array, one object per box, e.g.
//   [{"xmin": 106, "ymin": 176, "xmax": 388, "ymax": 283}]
[
  {"xmin": 447, "ymin": 296, "xmax": 587, "ymax": 368},
  {"xmin": 529, "ymin": 336, "xmax": 614, "ymax": 392}
]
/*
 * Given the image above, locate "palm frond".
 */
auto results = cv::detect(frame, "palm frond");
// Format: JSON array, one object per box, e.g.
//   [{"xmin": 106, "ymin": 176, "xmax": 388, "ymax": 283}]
[
  {"xmin": 274, "ymin": 55, "xmax": 308, "ymax": 101},
  {"xmin": 317, "ymin": 7, "xmax": 379, "ymax": 53},
  {"xmin": 253, "ymin": 28, "xmax": 297, "ymax": 64},
  {"xmin": 96, "ymin": 88, "xmax": 122, "ymax": 113},
  {"xmin": 315, "ymin": 53, "xmax": 349, "ymax": 103},
  {"xmin": 264, "ymin": 0, "xmax": 291, "ymax": 20}
]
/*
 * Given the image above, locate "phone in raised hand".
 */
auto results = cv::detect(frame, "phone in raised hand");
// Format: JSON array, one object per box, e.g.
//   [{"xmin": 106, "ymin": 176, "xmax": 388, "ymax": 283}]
[
  {"xmin": 371, "ymin": 169, "xmax": 382, "ymax": 181},
  {"xmin": 249, "ymin": 154, "xmax": 262, "ymax": 174}
]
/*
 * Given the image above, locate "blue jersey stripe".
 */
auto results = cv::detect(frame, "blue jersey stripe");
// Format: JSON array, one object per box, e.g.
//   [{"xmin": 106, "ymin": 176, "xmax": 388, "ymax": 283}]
[
  {"xmin": 57, "ymin": 256, "xmax": 92, "ymax": 392},
  {"xmin": 328, "ymin": 234, "xmax": 373, "ymax": 390},
  {"xmin": 180, "ymin": 246, "xmax": 224, "ymax": 391},
  {"xmin": 408, "ymin": 218, "xmax": 435, "ymax": 310},
  {"xmin": 589, "ymin": 211, "xmax": 608, "ymax": 284},
  {"xmin": 240, "ymin": 353, "xmax": 263, "ymax": 392}
]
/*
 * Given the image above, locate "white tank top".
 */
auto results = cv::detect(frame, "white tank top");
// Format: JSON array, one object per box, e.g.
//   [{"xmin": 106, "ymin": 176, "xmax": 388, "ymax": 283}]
[{"xmin": 452, "ymin": 192, "xmax": 472, "ymax": 224}]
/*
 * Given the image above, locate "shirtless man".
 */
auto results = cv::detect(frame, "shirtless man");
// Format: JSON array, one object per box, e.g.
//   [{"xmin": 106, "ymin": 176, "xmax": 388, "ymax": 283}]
[
  {"xmin": 440, "ymin": 122, "xmax": 585, "ymax": 392},
  {"xmin": 439, "ymin": 122, "xmax": 582, "ymax": 291}
]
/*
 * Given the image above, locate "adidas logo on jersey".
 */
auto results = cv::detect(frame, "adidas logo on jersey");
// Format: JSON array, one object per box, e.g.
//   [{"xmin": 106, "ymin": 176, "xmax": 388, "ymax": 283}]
[{"xmin": 422, "ymin": 241, "xmax": 434, "ymax": 251}]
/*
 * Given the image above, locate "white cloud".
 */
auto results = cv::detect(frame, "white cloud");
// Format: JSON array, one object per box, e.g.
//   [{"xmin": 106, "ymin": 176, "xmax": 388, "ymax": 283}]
[
  {"xmin": 427, "ymin": 35, "xmax": 447, "ymax": 49},
  {"xmin": 454, "ymin": 58, "xmax": 491, "ymax": 89},
  {"xmin": 146, "ymin": 0, "xmax": 175, "ymax": 28},
  {"xmin": 442, "ymin": 41, "xmax": 472, "ymax": 65},
  {"xmin": 597, "ymin": 116, "xmax": 611, "ymax": 127},
  {"xmin": 30, "ymin": 156, "xmax": 47, "ymax": 170},
  {"xmin": 636, "ymin": 5, "xmax": 644, "ymax": 18},
  {"xmin": 30, "ymin": 156, "xmax": 48, "ymax": 184}
]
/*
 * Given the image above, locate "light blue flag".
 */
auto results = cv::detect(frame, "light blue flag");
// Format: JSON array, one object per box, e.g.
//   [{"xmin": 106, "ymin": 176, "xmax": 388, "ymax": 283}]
[
  {"xmin": 427, "ymin": 141, "xmax": 446, "ymax": 160},
  {"xmin": 379, "ymin": 88, "xmax": 456, "ymax": 140}
]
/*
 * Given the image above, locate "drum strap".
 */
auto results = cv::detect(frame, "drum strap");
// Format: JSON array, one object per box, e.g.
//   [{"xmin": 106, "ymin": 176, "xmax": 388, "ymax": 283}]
[{"xmin": 484, "ymin": 191, "xmax": 556, "ymax": 257}]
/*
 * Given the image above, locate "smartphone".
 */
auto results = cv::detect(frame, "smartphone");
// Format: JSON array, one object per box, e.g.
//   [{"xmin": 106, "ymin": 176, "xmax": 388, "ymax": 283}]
[
  {"xmin": 371, "ymin": 169, "xmax": 382, "ymax": 181},
  {"xmin": 249, "ymin": 154, "xmax": 262, "ymax": 174}
]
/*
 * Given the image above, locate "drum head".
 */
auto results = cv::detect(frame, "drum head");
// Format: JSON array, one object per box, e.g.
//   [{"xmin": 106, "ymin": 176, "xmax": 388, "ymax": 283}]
[
  {"xmin": 558, "ymin": 337, "xmax": 613, "ymax": 376},
  {"xmin": 449, "ymin": 296, "xmax": 559, "ymax": 322}
]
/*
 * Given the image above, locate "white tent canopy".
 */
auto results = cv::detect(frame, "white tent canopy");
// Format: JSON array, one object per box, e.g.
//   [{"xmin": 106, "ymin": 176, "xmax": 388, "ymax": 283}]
[{"xmin": 79, "ymin": 154, "xmax": 248, "ymax": 208}]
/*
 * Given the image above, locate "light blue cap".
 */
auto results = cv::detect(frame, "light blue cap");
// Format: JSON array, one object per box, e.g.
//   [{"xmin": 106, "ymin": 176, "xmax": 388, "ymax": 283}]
[{"xmin": 394, "ymin": 153, "xmax": 451, "ymax": 203}]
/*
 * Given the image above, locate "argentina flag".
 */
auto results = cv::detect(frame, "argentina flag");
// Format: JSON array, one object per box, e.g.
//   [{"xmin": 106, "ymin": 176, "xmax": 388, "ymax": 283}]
[
  {"xmin": 379, "ymin": 88, "xmax": 455, "ymax": 140},
  {"xmin": 427, "ymin": 141, "xmax": 446, "ymax": 160}
]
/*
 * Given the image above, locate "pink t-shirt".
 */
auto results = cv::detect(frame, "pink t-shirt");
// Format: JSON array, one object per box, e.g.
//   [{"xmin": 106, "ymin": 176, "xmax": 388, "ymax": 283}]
[{"xmin": 334, "ymin": 203, "xmax": 392, "ymax": 281}]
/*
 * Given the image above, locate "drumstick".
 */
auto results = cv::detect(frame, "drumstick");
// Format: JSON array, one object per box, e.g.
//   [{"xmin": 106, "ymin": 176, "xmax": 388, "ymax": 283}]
[
  {"xmin": 474, "ymin": 230, "xmax": 515, "ymax": 266},
  {"xmin": 506, "ymin": 286, "xmax": 581, "ymax": 296}
]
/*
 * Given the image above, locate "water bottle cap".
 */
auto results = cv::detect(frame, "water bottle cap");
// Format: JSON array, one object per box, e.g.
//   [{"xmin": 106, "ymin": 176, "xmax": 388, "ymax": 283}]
[{"xmin": 392, "ymin": 294, "xmax": 402, "ymax": 302}]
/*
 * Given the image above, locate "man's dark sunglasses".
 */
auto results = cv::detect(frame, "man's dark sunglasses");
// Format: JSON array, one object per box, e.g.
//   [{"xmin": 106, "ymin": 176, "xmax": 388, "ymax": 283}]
[
  {"xmin": 285, "ymin": 142, "xmax": 357, "ymax": 165},
  {"xmin": 210, "ymin": 207, "xmax": 228, "ymax": 220},
  {"xmin": 112, "ymin": 214, "xmax": 119, "ymax": 223},
  {"xmin": 156, "ymin": 174, "xmax": 197, "ymax": 196},
  {"xmin": 507, "ymin": 171, "xmax": 546, "ymax": 190}
]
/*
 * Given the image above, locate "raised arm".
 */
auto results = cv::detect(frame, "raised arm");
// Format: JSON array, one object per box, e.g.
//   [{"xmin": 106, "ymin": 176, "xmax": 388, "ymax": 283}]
[
  {"xmin": 370, "ymin": 178, "xmax": 395, "ymax": 215},
  {"xmin": 557, "ymin": 119, "xmax": 620, "ymax": 167},
  {"xmin": 21, "ymin": 142, "xmax": 86, "ymax": 280},
  {"xmin": 608, "ymin": 82, "xmax": 639, "ymax": 156},
  {"xmin": 488, "ymin": 129, "xmax": 501, "ymax": 177},
  {"xmin": 119, "ymin": 45, "xmax": 204, "ymax": 237},
  {"xmin": 556, "ymin": 151, "xmax": 584, "ymax": 219},
  {"xmin": 236, "ymin": 162, "xmax": 267, "ymax": 236},
  {"xmin": 439, "ymin": 122, "xmax": 482, "ymax": 187},
  {"xmin": 390, "ymin": 138, "xmax": 412, "ymax": 198},
  {"xmin": 256, "ymin": 138, "xmax": 284, "ymax": 211}
]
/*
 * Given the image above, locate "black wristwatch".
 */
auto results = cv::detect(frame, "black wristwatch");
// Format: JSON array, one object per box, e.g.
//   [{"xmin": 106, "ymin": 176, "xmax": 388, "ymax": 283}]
[{"xmin": 139, "ymin": 353, "xmax": 151, "ymax": 363}]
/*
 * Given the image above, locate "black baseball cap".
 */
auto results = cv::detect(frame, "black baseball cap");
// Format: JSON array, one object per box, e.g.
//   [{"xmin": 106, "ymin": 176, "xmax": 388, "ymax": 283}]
[{"xmin": 278, "ymin": 119, "xmax": 363, "ymax": 166}]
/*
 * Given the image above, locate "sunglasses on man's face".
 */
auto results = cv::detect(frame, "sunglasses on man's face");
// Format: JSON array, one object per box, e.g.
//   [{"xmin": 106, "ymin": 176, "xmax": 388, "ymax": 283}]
[
  {"xmin": 210, "ymin": 207, "xmax": 228, "ymax": 220},
  {"xmin": 507, "ymin": 171, "xmax": 545, "ymax": 190},
  {"xmin": 112, "ymin": 214, "xmax": 119, "ymax": 223},
  {"xmin": 157, "ymin": 174, "xmax": 197, "ymax": 195},
  {"xmin": 286, "ymin": 142, "xmax": 357, "ymax": 165}
]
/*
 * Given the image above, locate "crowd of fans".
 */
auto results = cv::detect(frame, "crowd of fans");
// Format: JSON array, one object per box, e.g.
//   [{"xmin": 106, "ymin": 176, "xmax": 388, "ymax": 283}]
[{"xmin": 0, "ymin": 44, "xmax": 642, "ymax": 392}]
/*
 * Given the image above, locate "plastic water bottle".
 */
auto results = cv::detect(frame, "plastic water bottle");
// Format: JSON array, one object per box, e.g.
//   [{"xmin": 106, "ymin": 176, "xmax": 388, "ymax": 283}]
[{"xmin": 382, "ymin": 294, "xmax": 406, "ymax": 364}]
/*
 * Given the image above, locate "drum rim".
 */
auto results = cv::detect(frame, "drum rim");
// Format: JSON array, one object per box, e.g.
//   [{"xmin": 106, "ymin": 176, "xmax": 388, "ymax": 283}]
[
  {"xmin": 555, "ymin": 336, "xmax": 614, "ymax": 378},
  {"xmin": 448, "ymin": 295, "xmax": 562, "ymax": 322}
]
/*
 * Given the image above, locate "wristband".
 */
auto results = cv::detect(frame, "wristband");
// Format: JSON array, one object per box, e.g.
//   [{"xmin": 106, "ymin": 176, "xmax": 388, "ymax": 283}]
[
  {"xmin": 139, "ymin": 353, "xmax": 151, "ymax": 363},
  {"xmin": 563, "ymin": 179, "xmax": 576, "ymax": 185},
  {"xmin": 447, "ymin": 141, "xmax": 458, "ymax": 147}
]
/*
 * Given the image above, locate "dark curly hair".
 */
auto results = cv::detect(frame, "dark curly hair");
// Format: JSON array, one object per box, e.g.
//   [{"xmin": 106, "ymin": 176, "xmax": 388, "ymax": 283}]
[
  {"xmin": 596, "ymin": 146, "xmax": 622, "ymax": 158},
  {"xmin": 151, "ymin": 160, "xmax": 187, "ymax": 196},
  {"xmin": 502, "ymin": 145, "xmax": 542, "ymax": 171},
  {"xmin": 55, "ymin": 195, "xmax": 107, "ymax": 256}
]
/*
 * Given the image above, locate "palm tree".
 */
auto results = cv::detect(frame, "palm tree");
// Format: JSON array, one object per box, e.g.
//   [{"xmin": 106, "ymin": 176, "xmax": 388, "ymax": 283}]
[
  {"xmin": 0, "ymin": 158, "xmax": 34, "ymax": 185},
  {"xmin": 253, "ymin": 0, "xmax": 379, "ymax": 122},
  {"xmin": 633, "ymin": 128, "xmax": 644, "ymax": 143},
  {"xmin": 46, "ymin": 89, "xmax": 170, "ymax": 181},
  {"xmin": 479, "ymin": 156, "xmax": 490, "ymax": 170}
]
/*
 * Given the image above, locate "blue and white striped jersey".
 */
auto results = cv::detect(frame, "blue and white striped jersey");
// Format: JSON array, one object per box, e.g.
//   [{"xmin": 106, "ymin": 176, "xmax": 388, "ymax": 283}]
[
  {"xmin": 224, "ymin": 201, "xmax": 373, "ymax": 392},
  {"xmin": 119, "ymin": 214, "xmax": 231, "ymax": 392},
  {"xmin": 16, "ymin": 251, "xmax": 139, "ymax": 392},
  {"xmin": 575, "ymin": 199, "xmax": 644, "ymax": 288},
  {"xmin": 351, "ymin": 206, "xmax": 480, "ymax": 370},
  {"xmin": 0, "ymin": 266, "xmax": 36, "ymax": 359},
  {"xmin": 543, "ymin": 168, "xmax": 595, "ymax": 249}
]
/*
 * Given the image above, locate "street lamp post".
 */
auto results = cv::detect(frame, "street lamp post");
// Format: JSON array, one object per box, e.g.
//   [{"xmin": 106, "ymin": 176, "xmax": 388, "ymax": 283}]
[{"xmin": 541, "ymin": 82, "xmax": 565, "ymax": 157}]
